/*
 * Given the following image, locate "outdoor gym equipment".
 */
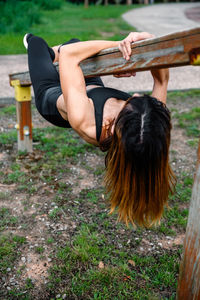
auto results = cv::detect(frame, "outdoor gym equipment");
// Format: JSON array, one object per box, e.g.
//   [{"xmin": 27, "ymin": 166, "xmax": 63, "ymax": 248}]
[{"xmin": 9, "ymin": 27, "xmax": 200, "ymax": 299}]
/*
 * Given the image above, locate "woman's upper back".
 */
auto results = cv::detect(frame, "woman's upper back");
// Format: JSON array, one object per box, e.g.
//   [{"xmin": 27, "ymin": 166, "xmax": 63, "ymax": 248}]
[{"xmin": 87, "ymin": 87, "xmax": 131, "ymax": 142}]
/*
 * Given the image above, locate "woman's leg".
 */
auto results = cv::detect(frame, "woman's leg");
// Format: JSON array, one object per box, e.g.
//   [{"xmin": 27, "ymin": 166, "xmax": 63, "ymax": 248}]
[
  {"xmin": 27, "ymin": 35, "xmax": 71, "ymax": 128},
  {"xmin": 52, "ymin": 38, "xmax": 104, "ymax": 87},
  {"xmin": 27, "ymin": 35, "xmax": 104, "ymax": 127},
  {"xmin": 27, "ymin": 35, "xmax": 60, "ymax": 100}
]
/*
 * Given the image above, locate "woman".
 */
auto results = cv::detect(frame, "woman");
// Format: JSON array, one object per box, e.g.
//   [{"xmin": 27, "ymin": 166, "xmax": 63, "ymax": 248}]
[{"xmin": 24, "ymin": 32, "xmax": 176, "ymax": 227}]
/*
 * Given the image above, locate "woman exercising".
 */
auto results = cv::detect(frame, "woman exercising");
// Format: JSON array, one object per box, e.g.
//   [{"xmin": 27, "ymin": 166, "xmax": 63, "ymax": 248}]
[{"xmin": 24, "ymin": 32, "xmax": 176, "ymax": 227}]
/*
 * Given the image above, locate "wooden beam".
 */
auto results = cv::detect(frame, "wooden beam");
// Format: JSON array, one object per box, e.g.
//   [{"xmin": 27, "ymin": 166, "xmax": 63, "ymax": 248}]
[
  {"xmin": 9, "ymin": 27, "xmax": 200, "ymax": 86},
  {"xmin": 177, "ymin": 140, "xmax": 200, "ymax": 300}
]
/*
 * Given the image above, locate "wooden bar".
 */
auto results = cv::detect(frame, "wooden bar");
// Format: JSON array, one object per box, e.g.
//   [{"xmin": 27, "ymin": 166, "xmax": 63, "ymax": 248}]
[
  {"xmin": 9, "ymin": 27, "xmax": 200, "ymax": 85},
  {"xmin": 177, "ymin": 140, "xmax": 200, "ymax": 300}
]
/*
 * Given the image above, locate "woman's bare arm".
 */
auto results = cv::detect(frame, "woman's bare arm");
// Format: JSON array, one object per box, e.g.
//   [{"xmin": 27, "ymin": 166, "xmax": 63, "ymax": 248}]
[
  {"xmin": 116, "ymin": 32, "xmax": 169, "ymax": 104},
  {"xmin": 58, "ymin": 40, "xmax": 119, "ymax": 130},
  {"xmin": 151, "ymin": 68, "xmax": 169, "ymax": 104}
]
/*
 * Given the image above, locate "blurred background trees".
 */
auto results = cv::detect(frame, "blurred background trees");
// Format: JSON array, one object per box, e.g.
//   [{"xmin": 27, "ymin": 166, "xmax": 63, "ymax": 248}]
[
  {"xmin": 0, "ymin": 0, "xmax": 198, "ymax": 34},
  {"xmin": 0, "ymin": 0, "xmax": 64, "ymax": 33}
]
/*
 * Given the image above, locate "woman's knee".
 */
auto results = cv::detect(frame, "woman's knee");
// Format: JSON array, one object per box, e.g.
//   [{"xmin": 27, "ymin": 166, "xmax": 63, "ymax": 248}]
[
  {"xmin": 28, "ymin": 36, "xmax": 47, "ymax": 48},
  {"xmin": 68, "ymin": 38, "xmax": 80, "ymax": 43}
]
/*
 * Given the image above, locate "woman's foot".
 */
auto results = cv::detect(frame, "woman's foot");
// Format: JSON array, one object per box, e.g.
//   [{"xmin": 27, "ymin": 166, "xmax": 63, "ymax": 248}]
[{"xmin": 23, "ymin": 33, "xmax": 34, "ymax": 50}]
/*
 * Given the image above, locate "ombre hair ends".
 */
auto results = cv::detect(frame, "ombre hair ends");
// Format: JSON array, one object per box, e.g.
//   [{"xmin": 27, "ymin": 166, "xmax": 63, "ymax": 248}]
[{"xmin": 100, "ymin": 95, "xmax": 176, "ymax": 227}]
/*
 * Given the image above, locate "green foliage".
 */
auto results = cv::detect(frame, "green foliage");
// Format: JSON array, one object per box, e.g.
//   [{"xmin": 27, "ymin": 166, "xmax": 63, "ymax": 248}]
[
  {"xmin": 0, "ymin": 0, "xmax": 64, "ymax": 34},
  {"xmin": 0, "ymin": 0, "xmax": 40, "ymax": 34},
  {"xmin": 0, "ymin": 2, "xmax": 135, "ymax": 54},
  {"xmin": 34, "ymin": 0, "xmax": 64, "ymax": 10}
]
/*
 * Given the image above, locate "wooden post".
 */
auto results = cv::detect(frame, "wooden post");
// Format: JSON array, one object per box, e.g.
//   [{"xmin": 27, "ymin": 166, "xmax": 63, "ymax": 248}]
[
  {"xmin": 177, "ymin": 140, "xmax": 200, "ymax": 300},
  {"xmin": 10, "ymin": 80, "xmax": 32, "ymax": 153},
  {"xmin": 177, "ymin": 47, "xmax": 200, "ymax": 300}
]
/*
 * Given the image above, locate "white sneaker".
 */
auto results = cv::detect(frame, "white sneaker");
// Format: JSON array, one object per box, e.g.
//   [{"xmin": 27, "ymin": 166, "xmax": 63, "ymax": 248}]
[{"xmin": 23, "ymin": 33, "xmax": 33, "ymax": 50}]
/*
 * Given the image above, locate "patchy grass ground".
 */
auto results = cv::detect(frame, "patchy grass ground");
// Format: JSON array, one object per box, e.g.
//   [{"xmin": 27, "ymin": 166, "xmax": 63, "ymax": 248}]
[{"xmin": 0, "ymin": 89, "xmax": 199, "ymax": 299}]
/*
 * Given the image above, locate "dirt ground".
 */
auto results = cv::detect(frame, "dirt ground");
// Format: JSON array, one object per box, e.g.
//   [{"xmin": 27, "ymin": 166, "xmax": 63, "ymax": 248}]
[{"xmin": 0, "ymin": 92, "xmax": 199, "ymax": 299}]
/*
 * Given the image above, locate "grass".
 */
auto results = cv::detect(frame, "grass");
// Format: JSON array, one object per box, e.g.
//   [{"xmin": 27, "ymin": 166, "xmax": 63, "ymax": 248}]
[
  {"xmin": 0, "ymin": 120, "xmax": 193, "ymax": 298},
  {"xmin": 49, "ymin": 207, "xmax": 63, "ymax": 219},
  {"xmin": 174, "ymin": 107, "xmax": 200, "ymax": 137},
  {"xmin": 0, "ymin": 2, "xmax": 138, "ymax": 55},
  {"xmin": 0, "ymin": 191, "xmax": 11, "ymax": 201},
  {"xmin": 167, "ymin": 90, "xmax": 200, "ymax": 148},
  {"xmin": 48, "ymin": 225, "xmax": 179, "ymax": 299},
  {"xmin": 0, "ymin": 130, "xmax": 17, "ymax": 145},
  {"xmin": 0, "ymin": 234, "xmax": 26, "ymax": 274},
  {"xmin": 32, "ymin": 127, "xmax": 99, "ymax": 159},
  {"xmin": 0, "ymin": 105, "xmax": 16, "ymax": 116},
  {"xmin": 0, "ymin": 207, "xmax": 18, "ymax": 231},
  {"xmin": 167, "ymin": 89, "xmax": 200, "ymax": 101}
]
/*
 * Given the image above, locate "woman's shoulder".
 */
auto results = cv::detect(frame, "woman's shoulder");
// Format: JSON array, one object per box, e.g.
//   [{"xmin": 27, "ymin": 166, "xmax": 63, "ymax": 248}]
[{"xmin": 87, "ymin": 86, "xmax": 131, "ymax": 102}]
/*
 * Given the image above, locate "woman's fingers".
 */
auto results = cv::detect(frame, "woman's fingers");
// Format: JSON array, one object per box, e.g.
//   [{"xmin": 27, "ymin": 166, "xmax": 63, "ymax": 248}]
[
  {"xmin": 119, "ymin": 40, "xmax": 132, "ymax": 60},
  {"xmin": 119, "ymin": 42, "xmax": 129, "ymax": 60},
  {"xmin": 133, "ymin": 93, "xmax": 141, "ymax": 97},
  {"xmin": 113, "ymin": 72, "xmax": 136, "ymax": 78},
  {"xmin": 119, "ymin": 31, "xmax": 155, "ymax": 60}
]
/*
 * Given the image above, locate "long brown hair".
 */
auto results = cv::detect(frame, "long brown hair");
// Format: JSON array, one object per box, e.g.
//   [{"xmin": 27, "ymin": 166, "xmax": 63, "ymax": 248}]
[{"xmin": 100, "ymin": 95, "xmax": 176, "ymax": 227}]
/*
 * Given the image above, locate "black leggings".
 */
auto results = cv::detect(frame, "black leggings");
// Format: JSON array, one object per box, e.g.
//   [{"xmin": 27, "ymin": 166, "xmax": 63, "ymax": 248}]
[{"xmin": 28, "ymin": 36, "xmax": 104, "ymax": 128}]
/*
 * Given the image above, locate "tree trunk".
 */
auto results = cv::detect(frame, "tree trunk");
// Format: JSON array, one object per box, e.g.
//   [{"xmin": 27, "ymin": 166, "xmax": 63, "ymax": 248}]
[
  {"xmin": 126, "ymin": 0, "xmax": 132, "ymax": 5},
  {"xmin": 84, "ymin": 0, "xmax": 89, "ymax": 8},
  {"xmin": 177, "ymin": 141, "xmax": 200, "ymax": 300}
]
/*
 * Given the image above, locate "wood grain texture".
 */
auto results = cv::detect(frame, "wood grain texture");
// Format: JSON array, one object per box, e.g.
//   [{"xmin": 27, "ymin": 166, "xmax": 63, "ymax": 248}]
[
  {"xmin": 16, "ymin": 100, "xmax": 32, "ymax": 152},
  {"xmin": 9, "ymin": 27, "xmax": 200, "ymax": 86},
  {"xmin": 177, "ymin": 140, "xmax": 200, "ymax": 300}
]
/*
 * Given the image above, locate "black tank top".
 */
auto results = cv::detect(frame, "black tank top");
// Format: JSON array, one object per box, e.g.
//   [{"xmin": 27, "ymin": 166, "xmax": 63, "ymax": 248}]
[{"xmin": 87, "ymin": 87, "xmax": 131, "ymax": 141}]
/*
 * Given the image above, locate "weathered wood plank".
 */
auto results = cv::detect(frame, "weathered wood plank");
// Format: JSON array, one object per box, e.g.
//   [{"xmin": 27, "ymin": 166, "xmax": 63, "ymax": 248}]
[
  {"xmin": 177, "ymin": 140, "xmax": 200, "ymax": 300},
  {"xmin": 16, "ymin": 100, "xmax": 33, "ymax": 152},
  {"xmin": 9, "ymin": 27, "xmax": 200, "ymax": 86}
]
